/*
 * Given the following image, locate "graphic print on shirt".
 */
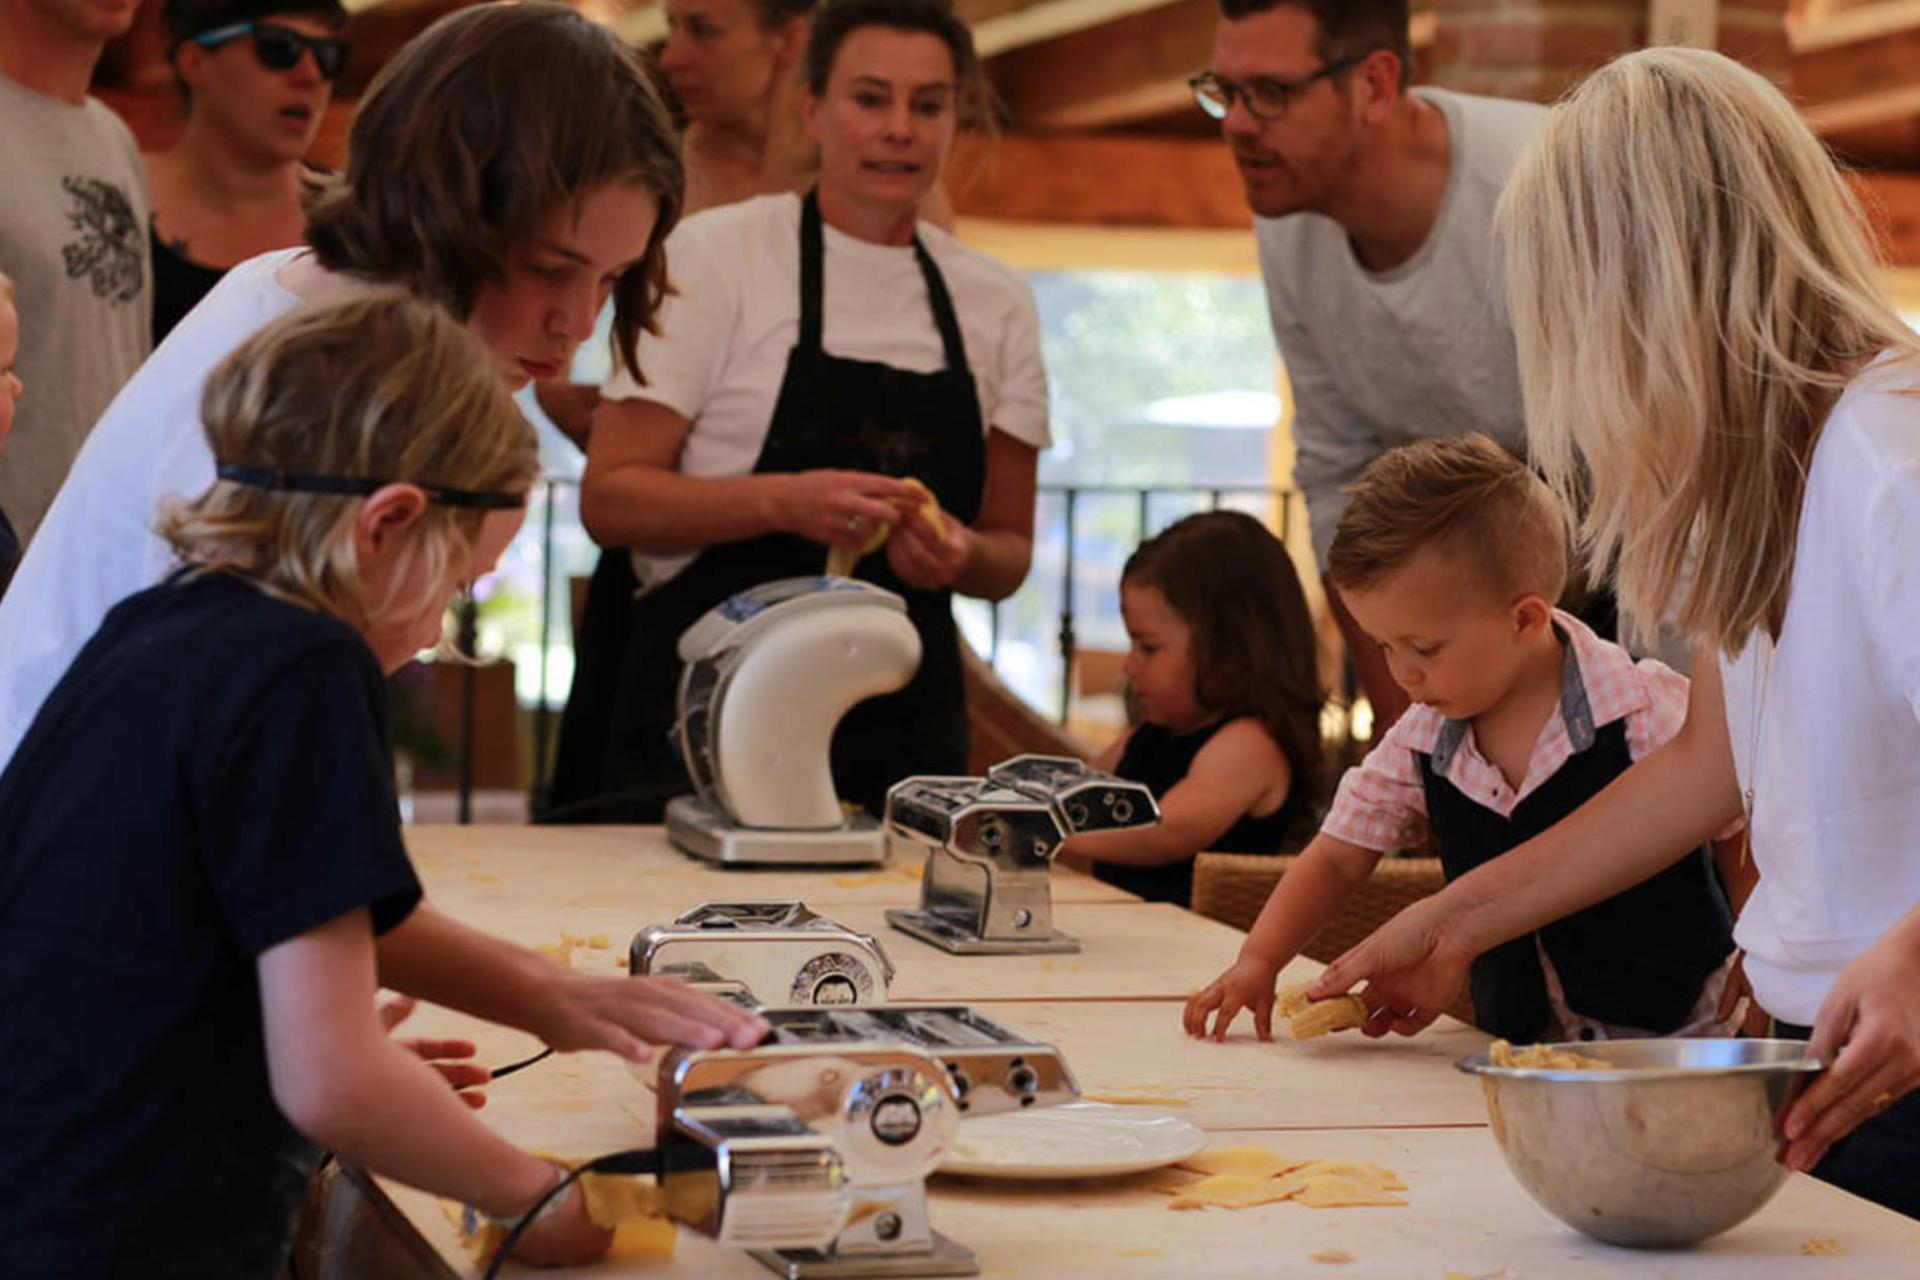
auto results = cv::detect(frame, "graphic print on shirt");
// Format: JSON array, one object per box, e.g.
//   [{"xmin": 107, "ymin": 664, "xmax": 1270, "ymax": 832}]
[{"xmin": 60, "ymin": 177, "xmax": 144, "ymax": 304}]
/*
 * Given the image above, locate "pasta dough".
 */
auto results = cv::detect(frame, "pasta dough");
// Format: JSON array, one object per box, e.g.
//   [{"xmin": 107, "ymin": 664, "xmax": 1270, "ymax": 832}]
[
  {"xmin": 1488, "ymin": 1039, "xmax": 1613, "ymax": 1070},
  {"xmin": 1276, "ymin": 983, "xmax": 1369, "ymax": 1039},
  {"xmin": 825, "ymin": 478, "xmax": 944, "ymax": 577}
]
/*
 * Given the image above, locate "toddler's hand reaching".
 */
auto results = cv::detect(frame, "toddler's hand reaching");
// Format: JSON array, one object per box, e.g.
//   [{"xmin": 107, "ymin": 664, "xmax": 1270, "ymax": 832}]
[{"xmin": 1183, "ymin": 953, "xmax": 1282, "ymax": 1042}]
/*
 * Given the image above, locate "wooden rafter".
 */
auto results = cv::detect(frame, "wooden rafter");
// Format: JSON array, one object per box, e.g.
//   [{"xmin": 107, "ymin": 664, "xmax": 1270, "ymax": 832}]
[
  {"xmin": 1792, "ymin": 0, "xmax": 1920, "ymax": 150},
  {"xmin": 990, "ymin": 0, "xmax": 1215, "ymax": 131},
  {"xmin": 945, "ymin": 131, "xmax": 1920, "ymax": 273}
]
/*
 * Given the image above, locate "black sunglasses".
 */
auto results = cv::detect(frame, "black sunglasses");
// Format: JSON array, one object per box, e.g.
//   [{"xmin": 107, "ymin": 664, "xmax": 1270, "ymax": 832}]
[
  {"xmin": 194, "ymin": 20, "xmax": 350, "ymax": 81},
  {"xmin": 216, "ymin": 463, "xmax": 526, "ymax": 511}
]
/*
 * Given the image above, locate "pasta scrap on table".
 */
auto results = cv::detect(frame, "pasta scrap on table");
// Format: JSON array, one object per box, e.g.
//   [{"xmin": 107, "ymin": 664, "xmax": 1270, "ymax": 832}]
[
  {"xmin": 1310, "ymin": 1249, "xmax": 1354, "ymax": 1264},
  {"xmin": 1179, "ymin": 1147, "xmax": 1309, "ymax": 1179},
  {"xmin": 1159, "ymin": 1147, "xmax": 1407, "ymax": 1210},
  {"xmin": 1799, "ymin": 1235, "xmax": 1845, "ymax": 1256},
  {"xmin": 1487, "ymin": 1039, "xmax": 1613, "ymax": 1070},
  {"xmin": 1168, "ymin": 1172, "xmax": 1297, "ymax": 1211}
]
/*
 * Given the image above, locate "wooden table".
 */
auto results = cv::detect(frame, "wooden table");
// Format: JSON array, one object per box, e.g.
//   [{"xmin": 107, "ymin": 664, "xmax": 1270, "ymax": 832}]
[
  {"xmin": 329, "ymin": 825, "xmax": 1920, "ymax": 1278},
  {"xmin": 405, "ymin": 824, "xmax": 1136, "ymax": 912}
]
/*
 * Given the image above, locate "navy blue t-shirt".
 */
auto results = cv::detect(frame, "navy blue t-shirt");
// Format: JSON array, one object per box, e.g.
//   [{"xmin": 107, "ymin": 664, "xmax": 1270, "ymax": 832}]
[{"xmin": 0, "ymin": 572, "xmax": 422, "ymax": 1279}]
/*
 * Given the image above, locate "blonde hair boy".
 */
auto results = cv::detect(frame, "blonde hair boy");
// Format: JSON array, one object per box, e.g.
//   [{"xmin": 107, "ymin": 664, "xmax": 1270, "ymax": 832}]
[
  {"xmin": 158, "ymin": 289, "xmax": 536, "ymax": 652},
  {"xmin": 1185, "ymin": 434, "xmax": 1740, "ymax": 1048},
  {"xmin": 0, "ymin": 289, "xmax": 766, "ymax": 1273},
  {"xmin": 1326, "ymin": 433, "xmax": 1567, "ymax": 606}
]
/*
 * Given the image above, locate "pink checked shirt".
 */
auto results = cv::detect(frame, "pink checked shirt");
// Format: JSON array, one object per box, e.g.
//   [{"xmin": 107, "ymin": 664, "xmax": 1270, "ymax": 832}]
[{"xmin": 1323, "ymin": 609, "xmax": 1736, "ymax": 1040}]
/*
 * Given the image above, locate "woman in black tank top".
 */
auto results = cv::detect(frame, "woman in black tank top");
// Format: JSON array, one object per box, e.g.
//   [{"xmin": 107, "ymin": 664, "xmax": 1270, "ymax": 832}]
[{"xmin": 1058, "ymin": 512, "xmax": 1324, "ymax": 908}]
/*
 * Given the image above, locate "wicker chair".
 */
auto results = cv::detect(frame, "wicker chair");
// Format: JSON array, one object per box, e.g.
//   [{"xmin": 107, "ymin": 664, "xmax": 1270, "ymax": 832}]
[{"xmin": 1190, "ymin": 852, "xmax": 1476, "ymax": 1026}]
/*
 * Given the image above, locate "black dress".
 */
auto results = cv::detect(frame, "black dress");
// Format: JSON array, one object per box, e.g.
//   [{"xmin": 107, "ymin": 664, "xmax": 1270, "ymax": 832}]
[
  {"xmin": 149, "ymin": 222, "xmax": 227, "ymax": 344},
  {"xmin": 1093, "ymin": 717, "xmax": 1305, "ymax": 908}
]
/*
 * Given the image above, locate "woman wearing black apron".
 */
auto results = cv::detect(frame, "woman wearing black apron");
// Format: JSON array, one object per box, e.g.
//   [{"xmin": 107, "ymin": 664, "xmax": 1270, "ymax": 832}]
[{"xmin": 547, "ymin": 0, "xmax": 1048, "ymax": 822}]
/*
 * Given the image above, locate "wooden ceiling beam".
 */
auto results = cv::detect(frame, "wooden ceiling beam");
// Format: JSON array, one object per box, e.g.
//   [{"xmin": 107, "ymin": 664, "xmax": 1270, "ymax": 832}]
[
  {"xmin": 1851, "ymin": 169, "xmax": 1920, "ymax": 266},
  {"xmin": 990, "ymin": 0, "xmax": 1216, "ymax": 131},
  {"xmin": 946, "ymin": 130, "xmax": 1247, "ymax": 228},
  {"xmin": 1792, "ymin": 2, "xmax": 1920, "ymax": 142},
  {"xmin": 943, "ymin": 132, "xmax": 1920, "ymax": 271}
]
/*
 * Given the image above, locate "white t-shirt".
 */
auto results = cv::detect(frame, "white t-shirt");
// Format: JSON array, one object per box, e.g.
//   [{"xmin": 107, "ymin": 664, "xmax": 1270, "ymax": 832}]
[
  {"xmin": 602, "ymin": 193, "xmax": 1050, "ymax": 590},
  {"xmin": 1257, "ymin": 88, "xmax": 1545, "ymax": 568},
  {"xmin": 1721, "ymin": 354, "xmax": 1920, "ymax": 1024},
  {"xmin": 0, "ymin": 250, "xmax": 305, "ymax": 768}
]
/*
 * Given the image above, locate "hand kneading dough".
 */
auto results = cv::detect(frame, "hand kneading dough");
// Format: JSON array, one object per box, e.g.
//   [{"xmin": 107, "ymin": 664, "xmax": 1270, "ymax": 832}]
[
  {"xmin": 825, "ymin": 478, "xmax": 944, "ymax": 577},
  {"xmin": 1288, "ymin": 993, "xmax": 1369, "ymax": 1039}
]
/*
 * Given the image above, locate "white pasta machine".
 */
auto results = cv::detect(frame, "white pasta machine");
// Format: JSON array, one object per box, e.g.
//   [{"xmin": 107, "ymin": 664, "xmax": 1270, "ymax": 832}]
[
  {"xmin": 655, "ymin": 1004, "xmax": 1079, "ymax": 1277},
  {"xmin": 884, "ymin": 755, "xmax": 1160, "ymax": 955},
  {"xmin": 631, "ymin": 901, "xmax": 895, "ymax": 1007},
  {"xmin": 666, "ymin": 578, "xmax": 921, "ymax": 866}
]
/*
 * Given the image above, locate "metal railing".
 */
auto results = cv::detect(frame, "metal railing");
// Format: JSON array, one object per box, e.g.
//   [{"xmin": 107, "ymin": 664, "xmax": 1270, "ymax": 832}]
[{"xmin": 450, "ymin": 477, "xmax": 1299, "ymax": 822}]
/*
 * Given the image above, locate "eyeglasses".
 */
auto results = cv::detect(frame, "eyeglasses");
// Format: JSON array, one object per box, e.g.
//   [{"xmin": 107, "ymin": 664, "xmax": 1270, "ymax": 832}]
[
  {"xmin": 193, "ymin": 21, "xmax": 351, "ymax": 81},
  {"xmin": 215, "ymin": 463, "xmax": 527, "ymax": 511},
  {"xmin": 1189, "ymin": 56, "xmax": 1361, "ymax": 122}
]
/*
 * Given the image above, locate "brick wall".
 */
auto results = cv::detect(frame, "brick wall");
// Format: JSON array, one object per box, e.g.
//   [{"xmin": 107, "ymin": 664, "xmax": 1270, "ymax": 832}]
[{"xmin": 1421, "ymin": 0, "xmax": 1791, "ymax": 102}]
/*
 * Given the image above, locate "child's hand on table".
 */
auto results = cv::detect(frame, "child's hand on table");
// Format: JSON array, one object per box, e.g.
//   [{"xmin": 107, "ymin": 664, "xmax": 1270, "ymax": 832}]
[
  {"xmin": 533, "ymin": 970, "xmax": 770, "ymax": 1062},
  {"xmin": 1185, "ymin": 952, "xmax": 1283, "ymax": 1041},
  {"xmin": 379, "ymin": 995, "xmax": 491, "ymax": 1109}
]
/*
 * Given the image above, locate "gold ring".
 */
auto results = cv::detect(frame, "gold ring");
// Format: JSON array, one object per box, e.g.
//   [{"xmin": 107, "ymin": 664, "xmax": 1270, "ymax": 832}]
[{"xmin": 1871, "ymin": 1091, "xmax": 1895, "ymax": 1111}]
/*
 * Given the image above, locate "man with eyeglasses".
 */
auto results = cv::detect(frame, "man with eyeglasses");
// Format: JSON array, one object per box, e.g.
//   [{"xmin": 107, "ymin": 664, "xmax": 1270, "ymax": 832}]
[
  {"xmin": 1196, "ymin": 0, "xmax": 1548, "ymax": 733},
  {"xmin": 146, "ymin": 0, "xmax": 350, "ymax": 343},
  {"xmin": 0, "ymin": 0, "xmax": 153, "ymax": 582}
]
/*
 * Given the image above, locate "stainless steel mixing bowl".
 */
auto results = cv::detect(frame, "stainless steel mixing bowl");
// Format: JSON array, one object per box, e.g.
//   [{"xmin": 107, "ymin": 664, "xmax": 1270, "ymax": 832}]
[{"xmin": 1455, "ymin": 1038, "xmax": 1823, "ymax": 1247}]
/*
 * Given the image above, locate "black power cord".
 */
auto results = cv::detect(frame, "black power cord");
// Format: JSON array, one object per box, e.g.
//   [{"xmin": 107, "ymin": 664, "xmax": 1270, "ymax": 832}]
[{"xmin": 488, "ymin": 1046, "xmax": 554, "ymax": 1080}]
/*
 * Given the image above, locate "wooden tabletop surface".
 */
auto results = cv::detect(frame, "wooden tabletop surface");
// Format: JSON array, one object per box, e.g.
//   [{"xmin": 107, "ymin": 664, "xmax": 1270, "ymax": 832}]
[{"xmin": 333, "ymin": 824, "xmax": 1920, "ymax": 1278}]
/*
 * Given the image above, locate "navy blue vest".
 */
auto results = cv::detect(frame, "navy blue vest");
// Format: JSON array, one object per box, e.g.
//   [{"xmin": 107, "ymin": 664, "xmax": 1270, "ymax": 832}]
[{"xmin": 1418, "ymin": 716, "xmax": 1734, "ymax": 1041}]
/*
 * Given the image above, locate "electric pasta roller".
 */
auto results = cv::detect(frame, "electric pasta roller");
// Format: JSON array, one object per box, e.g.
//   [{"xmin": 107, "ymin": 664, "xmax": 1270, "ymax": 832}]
[
  {"xmin": 655, "ymin": 1004, "xmax": 1078, "ymax": 1278},
  {"xmin": 631, "ymin": 901, "xmax": 895, "ymax": 1007},
  {"xmin": 666, "ymin": 577, "xmax": 921, "ymax": 866},
  {"xmin": 883, "ymin": 755, "xmax": 1159, "ymax": 955}
]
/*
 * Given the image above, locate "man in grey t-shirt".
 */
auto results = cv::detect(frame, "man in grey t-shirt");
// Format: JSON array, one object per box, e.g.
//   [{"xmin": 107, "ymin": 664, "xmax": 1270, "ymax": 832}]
[
  {"xmin": 1198, "ymin": 0, "xmax": 1552, "ymax": 730},
  {"xmin": 0, "ymin": 0, "xmax": 152, "ymax": 556}
]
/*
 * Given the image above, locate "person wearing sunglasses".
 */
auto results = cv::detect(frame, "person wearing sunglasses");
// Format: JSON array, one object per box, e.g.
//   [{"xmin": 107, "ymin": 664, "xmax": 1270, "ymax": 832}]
[
  {"xmin": 1199, "ymin": 3, "xmax": 1658, "ymax": 738},
  {"xmin": 145, "ymin": 0, "xmax": 349, "ymax": 344}
]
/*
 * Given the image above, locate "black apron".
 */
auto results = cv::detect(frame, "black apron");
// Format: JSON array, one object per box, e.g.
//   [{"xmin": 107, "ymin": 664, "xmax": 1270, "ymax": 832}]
[
  {"xmin": 545, "ymin": 191, "xmax": 985, "ymax": 822},
  {"xmin": 1419, "ymin": 718, "xmax": 1734, "ymax": 1042}
]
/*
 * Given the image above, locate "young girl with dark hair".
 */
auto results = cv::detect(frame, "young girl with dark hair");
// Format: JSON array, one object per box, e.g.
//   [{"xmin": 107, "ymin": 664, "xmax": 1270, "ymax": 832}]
[{"xmin": 1058, "ymin": 510, "xmax": 1324, "ymax": 908}]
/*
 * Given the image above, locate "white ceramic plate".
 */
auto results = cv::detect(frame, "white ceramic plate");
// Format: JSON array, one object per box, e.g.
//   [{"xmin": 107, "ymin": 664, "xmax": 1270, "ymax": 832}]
[{"xmin": 936, "ymin": 1101, "xmax": 1206, "ymax": 1180}]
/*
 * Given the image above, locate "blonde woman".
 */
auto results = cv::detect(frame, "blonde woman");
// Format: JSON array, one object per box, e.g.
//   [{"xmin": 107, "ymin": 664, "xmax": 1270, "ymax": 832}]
[{"xmin": 1306, "ymin": 47, "xmax": 1920, "ymax": 1216}]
